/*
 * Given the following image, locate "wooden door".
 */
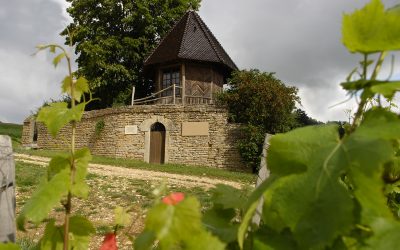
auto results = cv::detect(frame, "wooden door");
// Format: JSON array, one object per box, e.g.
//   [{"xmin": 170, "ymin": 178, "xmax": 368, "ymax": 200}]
[{"xmin": 150, "ymin": 123, "xmax": 165, "ymax": 164}]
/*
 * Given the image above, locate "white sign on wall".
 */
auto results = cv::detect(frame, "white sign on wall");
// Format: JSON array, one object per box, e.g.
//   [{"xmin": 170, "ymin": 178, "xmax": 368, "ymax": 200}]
[{"xmin": 125, "ymin": 125, "xmax": 138, "ymax": 135}]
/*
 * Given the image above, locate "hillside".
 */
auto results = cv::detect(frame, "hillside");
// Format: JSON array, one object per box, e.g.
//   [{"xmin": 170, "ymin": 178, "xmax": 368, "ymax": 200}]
[{"xmin": 0, "ymin": 122, "xmax": 22, "ymax": 147}]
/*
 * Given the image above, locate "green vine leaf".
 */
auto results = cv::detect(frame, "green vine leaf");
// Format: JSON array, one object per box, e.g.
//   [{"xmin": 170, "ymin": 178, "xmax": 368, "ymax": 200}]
[
  {"xmin": 342, "ymin": 0, "xmax": 400, "ymax": 53},
  {"xmin": 36, "ymin": 44, "xmax": 56, "ymax": 54},
  {"xmin": 136, "ymin": 196, "xmax": 225, "ymax": 250},
  {"xmin": 62, "ymin": 76, "xmax": 89, "ymax": 102},
  {"xmin": 37, "ymin": 102, "xmax": 85, "ymax": 137},
  {"xmin": 210, "ymin": 184, "xmax": 245, "ymax": 209},
  {"xmin": 114, "ymin": 206, "xmax": 132, "ymax": 228},
  {"xmin": 238, "ymin": 201, "xmax": 258, "ymax": 249},
  {"xmin": 365, "ymin": 219, "xmax": 400, "ymax": 249},
  {"xmin": 203, "ymin": 208, "xmax": 238, "ymax": 243},
  {"xmin": 259, "ymin": 109, "xmax": 400, "ymax": 249},
  {"xmin": 370, "ymin": 81, "xmax": 400, "ymax": 99},
  {"xmin": 268, "ymin": 124, "xmax": 340, "ymax": 176},
  {"xmin": 253, "ymin": 226, "xmax": 297, "ymax": 250},
  {"xmin": 47, "ymin": 154, "xmax": 70, "ymax": 180},
  {"xmin": 71, "ymin": 148, "xmax": 92, "ymax": 198},
  {"xmin": 263, "ymin": 125, "xmax": 353, "ymax": 249},
  {"xmin": 39, "ymin": 219, "xmax": 64, "ymax": 250},
  {"xmin": 17, "ymin": 169, "xmax": 71, "ymax": 230},
  {"xmin": 347, "ymin": 109, "xmax": 400, "ymax": 224},
  {"xmin": 37, "ymin": 217, "xmax": 95, "ymax": 250},
  {"xmin": 69, "ymin": 215, "xmax": 96, "ymax": 250},
  {"xmin": 53, "ymin": 53, "xmax": 66, "ymax": 67},
  {"xmin": 0, "ymin": 244, "xmax": 20, "ymax": 250}
]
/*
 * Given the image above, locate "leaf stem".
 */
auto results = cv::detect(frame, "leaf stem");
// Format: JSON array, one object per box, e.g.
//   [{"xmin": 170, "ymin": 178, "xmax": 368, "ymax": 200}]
[
  {"xmin": 350, "ymin": 52, "xmax": 386, "ymax": 132},
  {"xmin": 63, "ymin": 47, "xmax": 76, "ymax": 250},
  {"xmin": 371, "ymin": 51, "xmax": 387, "ymax": 81}
]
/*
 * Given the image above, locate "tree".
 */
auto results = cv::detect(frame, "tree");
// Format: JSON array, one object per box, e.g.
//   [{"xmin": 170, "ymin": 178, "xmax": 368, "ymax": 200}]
[
  {"xmin": 63, "ymin": 0, "xmax": 201, "ymax": 109},
  {"xmin": 217, "ymin": 69, "xmax": 299, "ymax": 172},
  {"xmin": 293, "ymin": 108, "xmax": 321, "ymax": 127}
]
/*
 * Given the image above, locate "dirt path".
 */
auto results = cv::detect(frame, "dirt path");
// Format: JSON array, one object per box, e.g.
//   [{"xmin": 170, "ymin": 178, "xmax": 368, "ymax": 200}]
[{"xmin": 14, "ymin": 153, "xmax": 245, "ymax": 189}]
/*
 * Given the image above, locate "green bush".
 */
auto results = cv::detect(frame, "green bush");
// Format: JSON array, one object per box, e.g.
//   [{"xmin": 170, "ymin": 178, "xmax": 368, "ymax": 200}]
[{"xmin": 218, "ymin": 69, "xmax": 299, "ymax": 172}]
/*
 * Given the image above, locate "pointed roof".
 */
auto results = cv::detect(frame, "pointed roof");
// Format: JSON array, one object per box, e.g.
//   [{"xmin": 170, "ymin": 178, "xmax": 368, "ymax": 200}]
[{"xmin": 144, "ymin": 11, "xmax": 238, "ymax": 71}]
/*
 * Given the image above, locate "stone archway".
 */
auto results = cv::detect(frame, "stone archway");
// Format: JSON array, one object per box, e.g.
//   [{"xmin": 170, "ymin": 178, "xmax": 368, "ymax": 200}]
[{"xmin": 139, "ymin": 116, "xmax": 173, "ymax": 163}]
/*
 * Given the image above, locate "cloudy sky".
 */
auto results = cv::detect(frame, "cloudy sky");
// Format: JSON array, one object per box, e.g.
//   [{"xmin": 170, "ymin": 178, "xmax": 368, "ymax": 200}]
[{"xmin": 1, "ymin": 0, "xmax": 399, "ymax": 124}]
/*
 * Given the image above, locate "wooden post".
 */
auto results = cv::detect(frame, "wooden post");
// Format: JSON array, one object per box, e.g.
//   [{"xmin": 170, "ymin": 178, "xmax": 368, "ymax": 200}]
[
  {"xmin": 131, "ymin": 86, "xmax": 136, "ymax": 106},
  {"xmin": 181, "ymin": 63, "xmax": 186, "ymax": 105},
  {"xmin": 0, "ymin": 135, "xmax": 16, "ymax": 243},
  {"xmin": 173, "ymin": 84, "xmax": 176, "ymax": 104},
  {"xmin": 252, "ymin": 134, "xmax": 272, "ymax": 226},
  {"xmin": 210, "ymin": 66, "xmax": 213, "ymax": 104},
  {"xmin": 157, "ymin": 69, "xmax": 162, "ymax": 104}
]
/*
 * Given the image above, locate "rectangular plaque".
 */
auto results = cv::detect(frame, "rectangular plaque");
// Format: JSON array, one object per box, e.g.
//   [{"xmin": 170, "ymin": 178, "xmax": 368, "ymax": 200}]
[
  {"xmin": 125, "ymin": 125, "xmax": 138, "ymax": 135},
  {"xmin": 181, "ymin": 122, "xmax": 209, "ymax": 136}
]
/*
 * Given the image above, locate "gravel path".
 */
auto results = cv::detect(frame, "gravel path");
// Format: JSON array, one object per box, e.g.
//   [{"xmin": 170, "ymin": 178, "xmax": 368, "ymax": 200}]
[{"xmin": 14, "ymin": 153, "xmax": 245, "ymax": 189}]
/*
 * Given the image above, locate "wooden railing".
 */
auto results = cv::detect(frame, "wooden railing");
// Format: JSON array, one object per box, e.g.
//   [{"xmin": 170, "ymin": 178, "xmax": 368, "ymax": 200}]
[
  {"xmin": 184, "ymin": 96, "xmax": 213, "ymax": 104},
  {"xmin": 131, "ymin": 84, "xmax": 213, "ymax": 105}
]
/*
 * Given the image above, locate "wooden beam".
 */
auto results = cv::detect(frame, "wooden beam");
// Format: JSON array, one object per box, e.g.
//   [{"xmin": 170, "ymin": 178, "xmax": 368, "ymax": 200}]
[
  {"xmin": 131, "ymin": 86, "xmax": 135, "ymax": 105},
  {"xmin": 210, "ymin": 66, "xmax": 214, "ymax": 104},
  {"xmin": 181, "ymin": 63, "xmax": 186, "ymax": 105}
]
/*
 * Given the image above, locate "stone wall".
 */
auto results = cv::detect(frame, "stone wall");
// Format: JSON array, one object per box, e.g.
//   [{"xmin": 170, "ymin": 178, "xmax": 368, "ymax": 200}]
[
  {"xmin": 23, "ymin": 105, "xmax": 245, "ymax": 170},
  {"xmin": 21, "ymin": 116, "xmax": 35, "ymax": 146}
]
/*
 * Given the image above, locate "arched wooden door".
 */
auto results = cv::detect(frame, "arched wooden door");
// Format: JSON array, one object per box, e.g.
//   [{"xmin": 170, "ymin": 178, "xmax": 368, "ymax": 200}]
[{"xmin": 150, "ymin": 122, "xmax": 166, "ymax": 164}]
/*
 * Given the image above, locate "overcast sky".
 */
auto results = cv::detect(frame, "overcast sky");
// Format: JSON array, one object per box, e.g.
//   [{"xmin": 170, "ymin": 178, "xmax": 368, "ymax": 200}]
[{"xmin": 1, "ymin": 0, "xmax": 399, "ymax": 124}]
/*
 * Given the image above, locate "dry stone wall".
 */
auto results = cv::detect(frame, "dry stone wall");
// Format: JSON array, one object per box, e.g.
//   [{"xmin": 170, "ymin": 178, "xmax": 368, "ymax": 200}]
[
  {"xmin": 23, "ymin": 105, "xmax": 245, "ymax": 170},
  {"xmin": 21, "ymin": 116, "xmax": 35, "ymax": 146}
]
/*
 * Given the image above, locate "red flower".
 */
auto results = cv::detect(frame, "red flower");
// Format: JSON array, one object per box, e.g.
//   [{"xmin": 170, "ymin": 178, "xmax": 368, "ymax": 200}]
[
  {"xmin": 100, "ymin": 233, "xmax": 118, "ymax": 250},
  {"xmin": 162, "ymin": 192, "xmax": 185, "ymax": 205}
]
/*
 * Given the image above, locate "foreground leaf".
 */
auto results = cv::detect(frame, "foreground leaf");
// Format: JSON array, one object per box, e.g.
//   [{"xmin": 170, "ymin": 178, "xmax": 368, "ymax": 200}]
[
  {"xmin": 17, "ymin": 169, "xmax": 70, "ymax": 229},
  {"xmin": 370, "ymin": 81, "xmax": 400, "ymax": 99},
  {"xmin": 0, "ymin": 244, "xmax": 20, "ymax": 250},
  {"xmin": 69, "ymin": 215, "xmax": 96, "ymax": 250},
  {"xmin": 52, "ymin": 53, "xmax": 65, "ymax": 67},
  {"xmin": 71, "ymin": 148, "xmax": 91, "ymax": 198},
  {"xmin": 342, "ymin": 0, "xmax": 400, "ymax": 53},
  {"xmin": 62, "ymin": 76, "xmax": 89, "ymax": 102},
  {"xmin": 39, "ymin": 219, "xmax": 64, "ymax": 250},
  {"xmin": 114, "ymin": 206, "xmax": 132, "ymax": 227},
  {"xmin": 364, "ymin": 219, "xmax": 400, "ymax": 249},
  {"xmin": 47, "ymin": 154, "xmax": 70, "ymax": 180},
  {"xmin": 260, "ymin": 109, "xmax": 400, "ymax": 249},
  {"xmin": 203, "ymin": 208, "xmax": 238, "ymax": 243},
  {"xmin": 37, "ymin": 102, "xmax": 85, "ymax": 137},
  {"xmin": 136, "ymin": 196, "xmax": 225, "ymax": 250}
]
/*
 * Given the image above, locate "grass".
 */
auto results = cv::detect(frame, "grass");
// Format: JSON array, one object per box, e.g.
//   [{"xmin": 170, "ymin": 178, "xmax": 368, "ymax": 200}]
[
  {"xmin": 16, "ymin": 148, "xmax": 256, "ymax": 184},
  {"xmin": 0, "ymin": 122, "xmax": 22, "ymax": 148},
  {"xmin": 15, "ymin": 162, "xmax": 46, "ymax": 193},
  {"xmin": 16, "ymin": 237, "xmax": 36, "ymax": 250}
]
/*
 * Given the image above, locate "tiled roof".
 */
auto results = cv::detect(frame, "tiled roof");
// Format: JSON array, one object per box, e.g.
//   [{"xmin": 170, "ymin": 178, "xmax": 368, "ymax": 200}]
[{"xmin": 144, "ymin": 11, "xmax": 238, "ymax": 71}]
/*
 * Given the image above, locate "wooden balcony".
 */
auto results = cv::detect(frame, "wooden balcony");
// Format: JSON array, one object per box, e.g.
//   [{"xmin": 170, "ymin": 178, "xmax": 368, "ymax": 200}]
[{"xmin": 131, "ymin": 84, "xmax": 214, "ymax": 105}]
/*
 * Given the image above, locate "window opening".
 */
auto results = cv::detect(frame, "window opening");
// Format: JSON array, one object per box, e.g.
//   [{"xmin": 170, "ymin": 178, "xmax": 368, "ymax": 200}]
[{"xmin": 161, "ymin": 68, "xmax": 180, "ymax": 97}]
